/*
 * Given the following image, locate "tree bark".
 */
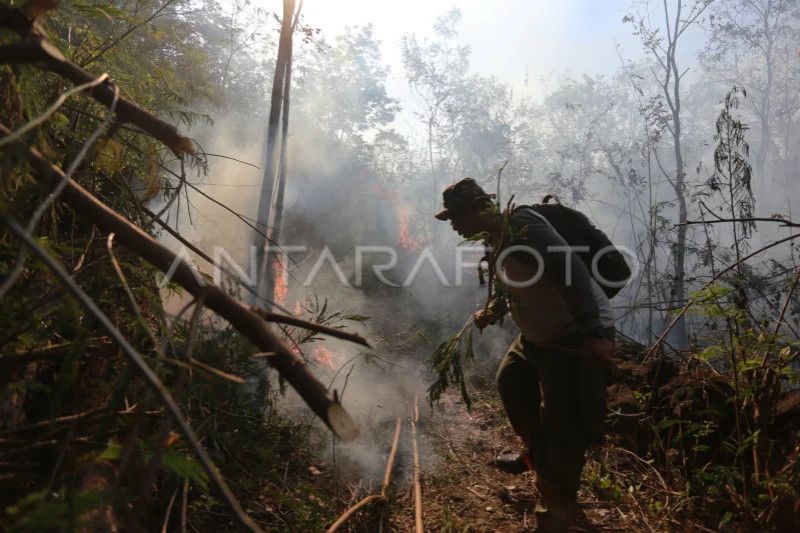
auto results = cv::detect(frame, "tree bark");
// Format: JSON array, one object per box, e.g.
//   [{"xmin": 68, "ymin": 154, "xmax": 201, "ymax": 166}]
[
  {"xmin": 666, "ymin": 5, "xmax": 689, "ymax": 349},
  {"xmin": 254, "ymin": 0, "xmax": 296, "ymax": 304},
  {"xmin": 1, "ymin": 123, "xmax": 358, "ymax": 442}
]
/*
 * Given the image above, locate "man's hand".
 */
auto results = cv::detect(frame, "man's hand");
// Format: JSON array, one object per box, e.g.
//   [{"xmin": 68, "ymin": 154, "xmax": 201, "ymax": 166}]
[
  {"xmin": 581, "ymin": 336, "xmax": 619, "ymax": 376},
  {"xmin": 473, "ymin": 308, "xmax": 496, "ymax": 331}
]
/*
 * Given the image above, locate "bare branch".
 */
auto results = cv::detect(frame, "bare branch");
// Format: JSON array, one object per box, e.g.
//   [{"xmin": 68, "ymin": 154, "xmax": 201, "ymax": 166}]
[
  {"xmin": 0, "ymin": 121, "xmax": 359, "ymax": 441},
  {"xmin": 250, "ymin": 307, "xmax": 370, "ymax": 347},
  {"xmin": 648, "ymin": 232, "xmax": 800, "ymax": 356},
  {"xmin": 200, "ymin": 152, "xmax": 260, "ymax": 169},
  {"xmin": 0, "ymin": 83, "xmax": 119, "ymax": 301},
  {"xmin": 677, "ymin": 217, "xmax": 800, "ymax": 228},
  {"xmin": 0, "ymin": 18, "xmax": 193, "ymax": 157},
  {"xmin": 0, "ymin": 73, "xmax": 108, "ymax": 148},
  {"xmin": 0, "ymin": 215, "xmax": 263, "ymax": 533}
]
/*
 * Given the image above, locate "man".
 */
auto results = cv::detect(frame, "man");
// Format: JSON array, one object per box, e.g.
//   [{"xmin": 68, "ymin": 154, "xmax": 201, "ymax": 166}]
[{"xmin": 435, "ymin": 178, "xmax": 616, "ymax": 532}]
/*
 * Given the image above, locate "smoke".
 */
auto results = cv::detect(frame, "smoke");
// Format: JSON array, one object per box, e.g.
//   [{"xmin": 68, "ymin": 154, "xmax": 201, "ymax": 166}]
[
  {"xmin": 273, "ymin": 112, "xmax": 520, "ymax": 479},
  {"xmin": 155, "ymin": 7, "xmax": 800, "ymax": 483},
  {"xmin": 152, "ymin": 81, "xmax": 518, "ymax": 483}
]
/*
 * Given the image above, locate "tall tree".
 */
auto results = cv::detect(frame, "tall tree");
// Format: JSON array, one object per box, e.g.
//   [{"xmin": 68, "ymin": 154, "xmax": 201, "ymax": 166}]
[
  {"xmin": 254, "ymin": 0, "xmax": 298, "ymax": 306},
  {"xmin": 702, "ymin": 0, "xmax": 800, "ymax": 190},
  {"xmin": 401, "ymin": 8, "xmax": 470, "ymax": 211},
  {"xmin": 296, "ymin": 24, "xmax": 401, "ymax": 160},
  {"xmin": 626, "ymin": 0, "xmax": 714, "ymax": 348}
]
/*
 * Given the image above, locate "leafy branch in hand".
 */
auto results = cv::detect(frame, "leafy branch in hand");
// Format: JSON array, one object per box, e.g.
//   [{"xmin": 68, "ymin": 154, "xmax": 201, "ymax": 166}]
[{"xmin": 427, "ymin": 317, "xmax": 476, "ymax": 409}]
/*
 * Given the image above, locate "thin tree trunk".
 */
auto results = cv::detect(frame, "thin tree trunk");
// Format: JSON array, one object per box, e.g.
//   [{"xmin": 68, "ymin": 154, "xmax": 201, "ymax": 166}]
[
  {"xmin": 262, "ymin": 31, "xmax": 295, "ymax": 307},
  {"xmin": 271, "ymin": 52, "xmax": 292, "ymax": 254},
  {"xmin": 668, "ymin": 87, "xmax": 689, "ymax": 347},
  {"xmin": 666, "ymin": 0, "xmax": 689, "ymax": 349},
  {"xmin": 754, "ymin": 2, "xmax": 775, "ymax": 190},
  {"xmin": 254, "ymin": 0, "xmax": 296, "ymax": 304}
]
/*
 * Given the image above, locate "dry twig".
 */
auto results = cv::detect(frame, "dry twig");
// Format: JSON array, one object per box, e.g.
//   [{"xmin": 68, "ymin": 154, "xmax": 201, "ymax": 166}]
[
  {"xmin": 411, "ymin": 397, "xmax": 423, "ymax": 533},
  {"xmin": 325, "ymin": 418, "xmax": 402, "ymax": 533},
  {"xmin": 1, "ymin": 215, "xmax": 263, "ymax": 532},
  {"xmin": 0, "ymin": 122, "xmax": 358, "ymax": 441},
  {"xmin": 0, "ymin": 337, "xmax": 112, "ymax": 368}
]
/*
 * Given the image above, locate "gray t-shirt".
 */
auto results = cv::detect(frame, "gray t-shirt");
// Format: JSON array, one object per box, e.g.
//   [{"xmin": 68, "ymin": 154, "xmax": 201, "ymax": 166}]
[{"xmin": 497, "ymin": 207, "xmax": 614, "ymax": 345}]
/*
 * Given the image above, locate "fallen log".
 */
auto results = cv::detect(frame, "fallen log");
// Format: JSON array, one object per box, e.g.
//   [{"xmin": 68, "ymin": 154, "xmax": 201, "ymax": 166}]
[{"xmin": 0, "ymin": 122, "xmax": 359, "ymax": 442}]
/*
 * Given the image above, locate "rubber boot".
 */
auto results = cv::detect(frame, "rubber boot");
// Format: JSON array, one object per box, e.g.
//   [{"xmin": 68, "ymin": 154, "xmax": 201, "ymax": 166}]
[
  {"xmin": 493, "ymin": 437, "xmax": 537, "ymax": 474},
  {"xmin": 492, "ymin": 449, "xmax": 534, "ymax": 474},
  {"xmin": 533, "ymin": 476, "xmax": 577, "ymax": 533}
]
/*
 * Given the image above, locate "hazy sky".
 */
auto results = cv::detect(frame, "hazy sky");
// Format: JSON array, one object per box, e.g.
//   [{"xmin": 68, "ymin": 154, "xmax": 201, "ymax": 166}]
[
  {"xmin": 296, "ymin": 0, "xmax": 708, "ymax": 141},
  {"xmin": 302, "ymin": 0, "xmax": 635, "ymax": 83}
]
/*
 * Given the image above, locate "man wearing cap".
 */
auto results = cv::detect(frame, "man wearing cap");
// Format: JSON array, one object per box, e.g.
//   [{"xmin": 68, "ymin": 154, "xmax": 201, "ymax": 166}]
[{"xmin": 435, "ymin": 178, "xmax": 616, "ymax": 532}]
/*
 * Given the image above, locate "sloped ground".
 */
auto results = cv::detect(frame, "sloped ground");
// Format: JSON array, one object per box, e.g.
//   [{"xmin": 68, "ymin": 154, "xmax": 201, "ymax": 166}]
[
  {"xmin": 298, "ymin": 334, "xmax": 800, "ymax": 531},
  {"xmin": 387, "ymin": 388, "xmax": 658, "ymax": 532}
]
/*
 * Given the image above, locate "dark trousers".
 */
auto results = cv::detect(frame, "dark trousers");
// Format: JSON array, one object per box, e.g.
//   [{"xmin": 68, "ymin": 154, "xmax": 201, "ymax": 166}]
[{"xmin": 496, "ymin": 334, "xmax": 608, "ymax": 500}]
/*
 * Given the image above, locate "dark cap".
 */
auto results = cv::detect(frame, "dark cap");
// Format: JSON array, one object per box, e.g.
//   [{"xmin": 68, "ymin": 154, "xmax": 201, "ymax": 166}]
[{"xmin": 434, "ymin": 178, "xmax": 495, "ymax": 220}]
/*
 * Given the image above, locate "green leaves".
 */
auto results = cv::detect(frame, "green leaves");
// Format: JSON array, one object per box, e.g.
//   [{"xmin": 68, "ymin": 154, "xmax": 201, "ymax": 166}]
[
  {"xmin": 427, "ymin": 319, "xmax": 476, "ymax": 410},
  {"xmin": 99, "ymin": 440, "xmax": 210, "ymax": 491},
  {"xmin": 696, "ymin": 344, "xmax": 726, "ymax": 363},
  {"xmin": 5, "ymin": 489, "xmax": 109, "ymax": 532},
  {"xmin": 159, "ymin": 448, "xmax": 210, "ymax": 491},
  {"xmin": 66, "ymin": 1, "xmax": 123, "ymax": 22}
]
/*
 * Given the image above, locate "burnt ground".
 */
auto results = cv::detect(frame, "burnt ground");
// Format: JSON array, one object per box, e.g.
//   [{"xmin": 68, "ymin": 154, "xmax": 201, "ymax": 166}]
[
  {"xmin": 319, "ymin": 338, "xmax": 800, "ymax": 531},
  {"xmin": 384, "ymin": 387, "xmax": 672, "ymax": 532}
]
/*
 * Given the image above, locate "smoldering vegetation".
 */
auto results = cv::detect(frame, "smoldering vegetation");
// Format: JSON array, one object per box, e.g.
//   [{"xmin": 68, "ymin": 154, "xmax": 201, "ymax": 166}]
[
  {"xmin": 2, "ymin": 0, "xmax": 800, "ymax": 530},
  {"xmin": 155, "ymin": 0, "xmax": 800, "ymax": 490}
]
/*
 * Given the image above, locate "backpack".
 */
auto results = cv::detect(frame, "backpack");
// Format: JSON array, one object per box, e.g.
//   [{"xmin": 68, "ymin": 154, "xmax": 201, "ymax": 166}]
[{"xmin": 524, "ymin": 195, "xmax": 632, "ymax": 298}]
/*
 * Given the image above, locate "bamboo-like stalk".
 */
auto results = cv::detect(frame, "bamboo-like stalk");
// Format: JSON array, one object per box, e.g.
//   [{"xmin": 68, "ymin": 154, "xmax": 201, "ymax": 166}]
[
  {"xmin": 2, "ymin": 216, "xmax": 263, "ymax": 533},
  {"xmin": 325, "ymin": 494, "xmax": 383, "ymax": 533},
  {"xmin": 411, "ymin": 397, "xmax": 423, "ymax": 533},
  {"xmin": 0, "ymin": 41, "xmax": 192, "ymax": 156},
  {"xmin": 326, "ymin": 418, "xmax": 403, "ymax": 533},
  {"xmin": 382, "ymin": 418, "xmax": 402, "ymax": 492},
  {"xmin": 0, "ymin": 122, "xmax": 359, "ymax": 442}
]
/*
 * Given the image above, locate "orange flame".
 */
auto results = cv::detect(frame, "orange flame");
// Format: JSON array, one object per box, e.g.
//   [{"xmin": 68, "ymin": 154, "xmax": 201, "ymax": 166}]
[
  {"xmin": 273, "ymin": 258, "xmax": 287, "ymax": 306},
  {"xmin": 313, "ymin": 345, "xmax": 335, "ymax": 369},
  {"xmin": 370, "ymin": 183, "xmax": 424, "ymax": 250},
  {"xmin": 397, "ymin": 205, "xmax": 423, "ymax": 251}
]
